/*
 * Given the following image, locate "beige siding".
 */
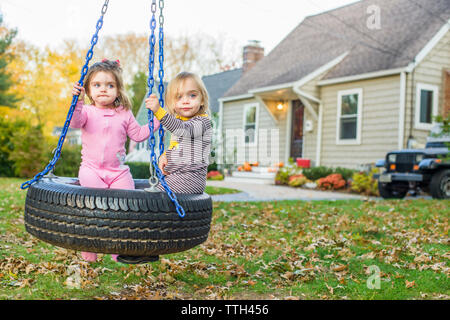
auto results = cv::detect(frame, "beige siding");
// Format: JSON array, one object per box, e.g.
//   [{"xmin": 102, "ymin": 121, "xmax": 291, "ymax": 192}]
[
  {"xmin": 222, "ymin": 98, "xmax": 287, "ymax": 166},
  {"xmin": 404, "ymin": 30, "xmax": 450, "ymax": 147},
  {"xmin": 320, "ymin": 75, "xmax": 401, "ymax": 169}
]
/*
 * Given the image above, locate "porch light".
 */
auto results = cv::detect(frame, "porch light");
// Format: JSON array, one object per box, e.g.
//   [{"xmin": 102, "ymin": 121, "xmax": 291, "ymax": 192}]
[{"xmin": 276, "ymin": 102, "xmax": 284, "ymax": 110}]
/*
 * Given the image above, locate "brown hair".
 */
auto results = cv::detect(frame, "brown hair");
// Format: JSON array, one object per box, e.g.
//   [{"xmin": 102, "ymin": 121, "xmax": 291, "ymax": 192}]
[
  {"xmin": 83, "ymin": 59, "xmax": 132, "ymax": 110},
  {"xmin": 165, "ymin": 72, "xmax": 209, "ymax": 116}
]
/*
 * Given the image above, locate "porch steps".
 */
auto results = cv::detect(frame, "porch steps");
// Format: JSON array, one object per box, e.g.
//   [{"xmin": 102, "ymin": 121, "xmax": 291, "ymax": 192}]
[{"xmin": 230, "ymin": 166, "xmax": 276, "ymax": 184}]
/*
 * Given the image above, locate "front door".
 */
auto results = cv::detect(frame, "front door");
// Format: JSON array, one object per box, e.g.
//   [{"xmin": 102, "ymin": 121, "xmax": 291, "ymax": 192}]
[{"xmin": 290, "ymin": 99, "xmax": 304, "ymax": 159}]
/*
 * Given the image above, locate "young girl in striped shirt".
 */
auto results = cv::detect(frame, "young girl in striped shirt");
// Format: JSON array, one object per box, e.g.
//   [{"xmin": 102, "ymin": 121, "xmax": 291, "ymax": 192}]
[
  {"xmin": 145, "ymin": 71, "xmax": 212, "ymax": 194},
  {"xmin": 117, "ymin": 72, "xmax": 212, "ymax": 264}
]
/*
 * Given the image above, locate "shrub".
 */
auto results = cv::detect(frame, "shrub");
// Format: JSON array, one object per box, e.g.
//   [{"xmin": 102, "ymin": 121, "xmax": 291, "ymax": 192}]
[
  {"xmin": 207, "ymin": 170, "xmax": 224, "ymax": 180},
  {"xmin": 126, "ymin": 162, "xmax": 151, "ymax": 179},
  {"xmin": 0, "ymin": 117, "xmax": 25, "ymax": 177},
  {"xmin": 302, "ymin": 166, "xmax": 334, "ymax": 181},
  {"xmin": 351, "ymin": 169, "xmax": 379, "ymax": 196},
  {"xmin": 207, "ymin": 162, "xmax": 218, "ymax": 172},
  {"xmin": 288, "ymin": 174, "xmax": 308, "ymax": 187},
  {"xmin": 334, "ymin": 167, "xmax": 357, "ymax": 181},
  {"xmin": 51, "ymin": 144, "xmax": 82, "ymax": 177},
  {"xmin": 275, "ymin": 163, "xmax": 302, "ymax": 185},
  {"xmin": 317, "ymin": 173, "xmax": 346, "ymax": 190},
  {"xmin": 9, "ymin": 124, "xmax": 50, "ymax": 178}
]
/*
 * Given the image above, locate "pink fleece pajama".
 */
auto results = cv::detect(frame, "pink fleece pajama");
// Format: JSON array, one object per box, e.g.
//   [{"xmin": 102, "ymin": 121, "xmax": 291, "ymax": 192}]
[{"xmin": 70, "ymin": 101, "xmax": 160, "ymax": 261}]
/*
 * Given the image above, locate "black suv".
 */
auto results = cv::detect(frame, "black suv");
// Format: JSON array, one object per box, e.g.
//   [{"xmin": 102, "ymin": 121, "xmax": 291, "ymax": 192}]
[{"xmin": 375, "ymin": 137, "xmax": 449, "ymax": 199}]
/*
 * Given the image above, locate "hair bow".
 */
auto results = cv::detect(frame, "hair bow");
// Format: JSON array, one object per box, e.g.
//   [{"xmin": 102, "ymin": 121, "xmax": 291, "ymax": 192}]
[{"xmin": 101, "ymin": 58, "xmax": 120, "ymax": 67}]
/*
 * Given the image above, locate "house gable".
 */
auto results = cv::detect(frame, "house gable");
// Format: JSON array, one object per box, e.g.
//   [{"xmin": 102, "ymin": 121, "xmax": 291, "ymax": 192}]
[{"xmin": 404, "ymin": 28, "xmax": 450, "ymax": 147}]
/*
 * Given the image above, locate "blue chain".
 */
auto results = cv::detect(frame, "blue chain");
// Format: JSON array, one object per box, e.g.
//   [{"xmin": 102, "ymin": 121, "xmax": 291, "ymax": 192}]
[
  {"xmin": 158, "ymin": 0, "xmax": 165, "ymax": 158},
  {"xmin": 147, "ymin": 0, "xmax": 186, "ymax": 218},
  {"xmin": 21, "ymin": 0, "xmax": 110, "ymax": 190}
]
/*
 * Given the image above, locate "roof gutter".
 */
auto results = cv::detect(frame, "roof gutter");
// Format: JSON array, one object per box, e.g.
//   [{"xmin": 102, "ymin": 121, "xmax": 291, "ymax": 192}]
[{"xmin": 317, "ymin": 67, "xmax": 406, "ymax": 86}]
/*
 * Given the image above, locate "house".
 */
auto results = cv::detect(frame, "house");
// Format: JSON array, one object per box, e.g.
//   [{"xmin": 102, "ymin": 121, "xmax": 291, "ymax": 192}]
[
  {"xmin": 218, "ymin": 0, "xmax": 450, "ymax": 170},
  {"xmin": 52, "ymin": 127, "xmax": 81, "ymax": 145}
]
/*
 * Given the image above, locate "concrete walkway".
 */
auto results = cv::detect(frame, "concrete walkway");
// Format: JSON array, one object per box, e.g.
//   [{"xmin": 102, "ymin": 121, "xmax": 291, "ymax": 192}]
[{"xmin": 207, "ymin": 177, "xmax": 371, "ymax": 202}]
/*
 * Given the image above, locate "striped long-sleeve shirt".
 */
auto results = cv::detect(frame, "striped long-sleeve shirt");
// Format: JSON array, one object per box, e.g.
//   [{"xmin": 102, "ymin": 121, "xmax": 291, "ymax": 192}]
[{"xmin": 154, "ymin": 107, "xmax": 212, "ymax": 194}]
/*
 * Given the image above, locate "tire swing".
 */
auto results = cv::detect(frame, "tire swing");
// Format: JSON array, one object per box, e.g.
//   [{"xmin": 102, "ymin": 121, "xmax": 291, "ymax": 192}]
[{"xmin": 20, "ymin": 0, "xmax": 212, "ymax": 261}]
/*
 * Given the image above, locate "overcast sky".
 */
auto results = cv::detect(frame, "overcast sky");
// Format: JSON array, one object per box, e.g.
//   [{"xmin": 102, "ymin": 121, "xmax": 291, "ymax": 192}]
[{"xmin": 0, "ymin": 0, "xmax": 358, "ymax": 54}]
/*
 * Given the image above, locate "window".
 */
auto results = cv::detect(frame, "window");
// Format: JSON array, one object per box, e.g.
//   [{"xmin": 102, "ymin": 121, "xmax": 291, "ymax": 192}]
[
  {"xmin": 243, "ymin": 103, "xmax": 259, "ymax": 145},
  {"xmin": 336, "ymin": 89, "xmax": 362, "ymax": 145},
  {"xmin": 415, "ymin": 83, "xmax": 438, "ymax": 130}
]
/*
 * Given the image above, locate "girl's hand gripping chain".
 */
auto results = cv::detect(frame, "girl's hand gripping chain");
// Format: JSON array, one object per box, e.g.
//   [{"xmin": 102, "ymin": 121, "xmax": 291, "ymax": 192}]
[
  {"xmin": 72, "ymin": 82, "xmax": 85, "ymax": 101},
  {"xmin": 158, "ymin": 153, "xmax": 169, "ymax": 175},
  {"xmin": 145, "ymin": 93, "xmax": 160, "ymax": 113}
]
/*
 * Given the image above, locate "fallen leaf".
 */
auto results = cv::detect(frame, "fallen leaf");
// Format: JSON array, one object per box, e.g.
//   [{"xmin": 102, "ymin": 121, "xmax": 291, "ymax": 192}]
[
  {"xmin": 325, "ymin": 283, "xmax": 334, "ymax": 295},
  {"xmin": 405, "ymin": 280, "xmax": 416, "ymax": 289},
  {"xmin": 332, "ymin": 264, "xmax": 347, "ymax": 272}
]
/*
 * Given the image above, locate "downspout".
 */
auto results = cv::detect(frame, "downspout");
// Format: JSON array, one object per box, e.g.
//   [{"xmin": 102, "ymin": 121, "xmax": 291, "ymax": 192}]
[
  {"xmin": 398, "ymin": 72, "xmax": 406, "ymax": 150},
  {"xmin": 408, "ymin": 59, "xmax": 416, "ymax": 148},
  {"xmin": 218, "ymin": 99, "xmax": 224, "ymax": 169}
]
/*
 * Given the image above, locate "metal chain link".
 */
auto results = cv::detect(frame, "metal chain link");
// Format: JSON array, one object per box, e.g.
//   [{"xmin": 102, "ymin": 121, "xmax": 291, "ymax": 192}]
[
  {"xmin": 146, "ymin": 0, "xmax": 186, "ymax": 218},
  {"xmin": 146, "ymin": 0, "xmax": 158, "ymax": 192},
  {"xmin": 157, "ymin": 0, "xmax": 165, "ymax": 165},
  {"xmin": 21, "ymin": 0, "xmax": 110, "ymax": 190}
]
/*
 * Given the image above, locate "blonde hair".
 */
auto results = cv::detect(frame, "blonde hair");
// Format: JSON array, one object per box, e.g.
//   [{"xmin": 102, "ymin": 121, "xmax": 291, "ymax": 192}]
[
  {"xmin": 83, "ymin": 59, "xmax": 132, "ymax": 110},
  {"xmin": 165, "ymin": 72, "xmax": 209, "ymax": 116}
]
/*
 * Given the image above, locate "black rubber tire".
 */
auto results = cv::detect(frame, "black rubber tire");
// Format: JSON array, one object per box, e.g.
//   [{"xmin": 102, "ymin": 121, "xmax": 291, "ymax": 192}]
[
  {"xmin": 429, "ymin": 169, "xmax": 450, "ymax": 199},
  {"xmin": 378, "ymin": 182, "xmax": 408, "ymax": 199},
  {"xmin": 24, "ymin": 177, "xmax": 213, "ymax": 256}
]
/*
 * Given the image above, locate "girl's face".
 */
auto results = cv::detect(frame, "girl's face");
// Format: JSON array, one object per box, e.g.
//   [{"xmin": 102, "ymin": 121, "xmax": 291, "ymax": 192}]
[
  {"xmin": 174, "ymin": 77, "xmax": 203, "ymax": 118},
  {"xmin": 88, "ymin": 71, "xmax": 118, "ymax": 108}
]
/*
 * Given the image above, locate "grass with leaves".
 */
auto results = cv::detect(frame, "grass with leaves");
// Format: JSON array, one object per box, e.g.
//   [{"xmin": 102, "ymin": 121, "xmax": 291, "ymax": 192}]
[{"xmin": 0, "ymin": 177, "xmax": 448, "ymax": 300}]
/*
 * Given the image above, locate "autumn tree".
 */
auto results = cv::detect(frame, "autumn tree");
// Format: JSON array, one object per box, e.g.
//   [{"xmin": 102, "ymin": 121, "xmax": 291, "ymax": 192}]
[
  {"xmin": 94, "ymin": 32, "xmax": 240, "ymax": 83},
  {"xmin": 0, "ymin": 12, "xmax": 19, "ymax": 108},
  {"xmin": 8, "ymin": 40, "xmax": 85, "ymax": 136},
  {"xmin": 164, "ymin": 32, "xmax": 240, "ymax": 80},
  {"xmin": 93, "ymin": 32, "xmax": 149, "ymax": 84}
]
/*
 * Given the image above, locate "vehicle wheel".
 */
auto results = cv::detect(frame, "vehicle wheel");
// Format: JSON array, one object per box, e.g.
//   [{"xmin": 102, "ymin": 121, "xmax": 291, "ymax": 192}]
[
  {"xmin": 429, "ymin": 169, "xmax": 450, "ymax": 199},
  {"xmin": 378, "ymin": 182, "xmax": 408, "ymax": 199}
]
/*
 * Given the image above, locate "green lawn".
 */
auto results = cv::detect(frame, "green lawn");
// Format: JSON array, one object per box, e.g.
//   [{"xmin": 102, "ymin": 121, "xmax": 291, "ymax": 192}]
[
  {"xmin": 0, "ymin": 177, "xmax": 448, "ymax": 300},
  {"xmin": 205, "ymin": 185, "xmax": 241, "ymax": 195}
]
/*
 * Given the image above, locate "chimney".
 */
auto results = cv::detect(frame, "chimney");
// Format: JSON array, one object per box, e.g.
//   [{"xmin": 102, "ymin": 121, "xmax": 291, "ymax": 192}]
[{"xmin": 243, "ymin": 40, "xmax": 264, "ymax": 74}]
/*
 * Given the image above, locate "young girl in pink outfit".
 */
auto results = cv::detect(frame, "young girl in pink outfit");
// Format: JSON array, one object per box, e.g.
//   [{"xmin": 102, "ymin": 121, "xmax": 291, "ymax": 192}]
[{"xmin": 71, "ymin": 59, "xmax": 160, "ymax": 262}]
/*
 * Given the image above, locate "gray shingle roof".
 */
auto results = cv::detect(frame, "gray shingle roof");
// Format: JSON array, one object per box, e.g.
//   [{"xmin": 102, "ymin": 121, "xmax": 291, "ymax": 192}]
[
  {"xmin": 225, "ymin": 0, "xmax": 450, "ymax": 97},
  {"xmin": 202, "ymin": 68, "xmax": 242, "ymax": 113}
]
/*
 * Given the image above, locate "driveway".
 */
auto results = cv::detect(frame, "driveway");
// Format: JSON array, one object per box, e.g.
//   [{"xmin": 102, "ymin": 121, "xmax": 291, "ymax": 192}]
[{"xmin": 206, "ymin": 177, "xmax": 371, "ymax": 202}]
